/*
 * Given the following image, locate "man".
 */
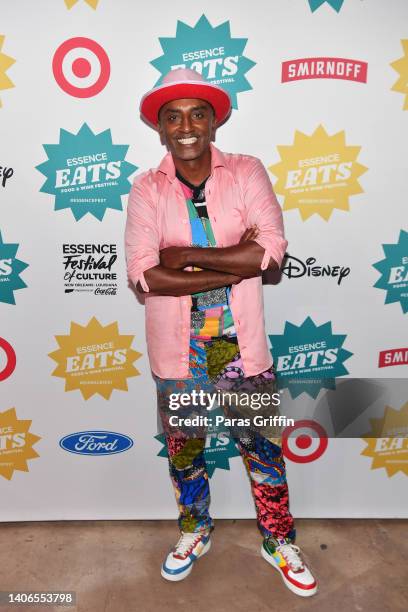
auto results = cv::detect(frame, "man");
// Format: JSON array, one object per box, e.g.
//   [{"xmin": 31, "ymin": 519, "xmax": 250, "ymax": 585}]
[{"xmin": 125, "ymin": 68, "xmax": 317, "ymax": 597}]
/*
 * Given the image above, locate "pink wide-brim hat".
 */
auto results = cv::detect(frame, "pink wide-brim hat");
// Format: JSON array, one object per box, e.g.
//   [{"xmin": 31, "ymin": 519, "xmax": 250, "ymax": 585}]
[{"xmin": 140, "ymin": 68, "xmax": 232, "ymax": 128}]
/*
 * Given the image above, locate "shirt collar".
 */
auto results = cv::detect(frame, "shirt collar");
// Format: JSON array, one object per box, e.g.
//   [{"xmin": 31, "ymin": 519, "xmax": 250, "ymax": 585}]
[{"xmin": 156, "ymin": 143, "xmax": 227, "ymax": 183}]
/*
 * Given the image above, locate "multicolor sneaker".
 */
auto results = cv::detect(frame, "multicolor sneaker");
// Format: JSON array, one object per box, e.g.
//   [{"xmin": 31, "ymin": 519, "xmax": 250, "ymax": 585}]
[
  {"xmin": 161, "ymin": 532, "xmax": 211, "ymax": 581},
  {"xmin": 261, "ymin": 536, "xmax": 318, "ymax": 597}
]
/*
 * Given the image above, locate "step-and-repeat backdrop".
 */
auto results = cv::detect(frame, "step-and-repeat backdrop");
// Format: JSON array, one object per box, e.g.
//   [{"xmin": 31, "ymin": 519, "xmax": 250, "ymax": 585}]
[{"xmin": 1, "ymin": 0, "xmax": 407, "ymax": 520}]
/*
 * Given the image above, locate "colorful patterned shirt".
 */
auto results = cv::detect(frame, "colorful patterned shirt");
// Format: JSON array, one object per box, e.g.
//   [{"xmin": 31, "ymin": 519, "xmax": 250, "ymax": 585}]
[{"xmin": 176, "ymin": 171, "xmax": 237, "ymax": 341}]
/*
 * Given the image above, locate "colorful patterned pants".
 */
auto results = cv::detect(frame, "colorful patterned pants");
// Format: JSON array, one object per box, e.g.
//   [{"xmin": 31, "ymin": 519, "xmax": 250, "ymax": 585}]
[{"xmin": 155, "ymin": 338, "xmax": 296, "ymax": 541}]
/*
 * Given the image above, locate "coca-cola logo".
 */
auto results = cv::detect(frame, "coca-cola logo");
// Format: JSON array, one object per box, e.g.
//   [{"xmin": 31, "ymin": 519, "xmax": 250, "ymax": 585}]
[{"xmin": 282, "ymin": 255, "xmax": 350, "ymax": 285}]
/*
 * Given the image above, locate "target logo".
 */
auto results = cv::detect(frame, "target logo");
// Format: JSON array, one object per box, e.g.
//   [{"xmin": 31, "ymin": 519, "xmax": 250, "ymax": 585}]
[
  {"xmin": 52, "ymin": 37, "xmax": 110, "ymax": 98},
  {"xmin": 0, "ymin": 337, "xmax": 16, "ymax": 382},
  {"xmin": 282, "ymin": 419, "xmax": 328, "ymax": 463}
]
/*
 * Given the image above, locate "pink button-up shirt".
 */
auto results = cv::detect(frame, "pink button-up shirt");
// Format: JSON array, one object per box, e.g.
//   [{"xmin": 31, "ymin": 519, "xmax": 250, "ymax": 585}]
[{"xmin": 125, "ymin": 144, "xmax": 288, "ymax": 379}]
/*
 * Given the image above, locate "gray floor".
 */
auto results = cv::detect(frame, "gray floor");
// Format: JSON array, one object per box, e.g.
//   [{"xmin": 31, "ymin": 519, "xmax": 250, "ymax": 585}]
[{"xmin": 0, "ymin": 519, "xmax": 407, "ymax": 611}]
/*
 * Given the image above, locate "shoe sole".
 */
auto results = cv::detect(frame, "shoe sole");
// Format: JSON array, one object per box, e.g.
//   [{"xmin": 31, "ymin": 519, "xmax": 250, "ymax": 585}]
[
  {"xmin": 261, "ymin": 545, "xmax": 318, "ymax": 597},
  {"xmin": 161, "ymin": 539, "xmax": 211, "ymax": 582}
]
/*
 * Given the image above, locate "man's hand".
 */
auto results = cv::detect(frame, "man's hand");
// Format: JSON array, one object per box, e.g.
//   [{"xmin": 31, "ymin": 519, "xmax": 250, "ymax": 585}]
[
  {"xmin": 159, "ymin": 246, "xmax": 188, "ymax": 270},
  {"xmin": 239, "ymin": 225, "xmax": 259, "ymax": 243}
]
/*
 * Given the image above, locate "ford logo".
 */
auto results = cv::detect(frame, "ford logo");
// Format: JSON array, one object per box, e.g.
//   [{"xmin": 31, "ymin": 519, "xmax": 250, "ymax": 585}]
[{"xmin": 59, "ymin": 431, "xmax": 133, "ymax": 455}]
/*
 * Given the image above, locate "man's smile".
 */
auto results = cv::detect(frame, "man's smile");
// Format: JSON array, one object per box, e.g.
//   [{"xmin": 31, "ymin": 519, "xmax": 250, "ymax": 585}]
[{"xmin": 176, "ymin": 136, "xmax": 199, "ymax": 145}]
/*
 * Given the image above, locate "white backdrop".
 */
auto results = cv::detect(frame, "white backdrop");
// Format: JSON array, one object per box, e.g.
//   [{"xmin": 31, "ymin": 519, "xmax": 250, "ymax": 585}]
[{"xmin": 1, "ymin": 0, "xmax": 407, "ymax": 520}]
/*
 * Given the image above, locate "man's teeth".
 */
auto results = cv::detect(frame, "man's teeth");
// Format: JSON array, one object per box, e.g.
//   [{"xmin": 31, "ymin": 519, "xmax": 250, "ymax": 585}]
[{"xmin": 177, "ymin": 137, "xmax": 198, "ymax": 145}]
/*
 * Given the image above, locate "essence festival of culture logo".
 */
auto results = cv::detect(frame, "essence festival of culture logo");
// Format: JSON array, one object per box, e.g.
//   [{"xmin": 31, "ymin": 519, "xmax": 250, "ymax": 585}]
[
  {"xmin": 0, "ymin": 162, "xmax": 14, "ymax": 188},
  {"xmin": 52, "ymin": 37, "xmax": 109, "ymax": 98},
  {"xmin": 308, "ymin": 0, "xmax": 345, "ymax": 12},
  {"xmin": 0, "ymin": 231, "xmax": 28, "ymax": 305},
  {"xmin": 60, "ymin": 431, "xmax": 133, "ymax": 456},
  {"xmin": 269, "ymin": 125, "xmax": 367, "ymax": 221},
  {"xmin": 390, "ymin": 40, "xmax": 408, "ymax": 110},
  {"xmin": 0, "ymin": 338, "xmax": 16, "ymax": 382},
  {"xmin": 36, "ymin": 123, "xmax": 138, "ymax": 221},
  {"xmin": 64, "ymin": 0, "xmax": 99, "ymax": 8},
  {"xmin": 0, "ymin": 35, "xmax": 15, "ymax": 108},
  {"xmin": 361, "ymin": 402, "xmax": 408, "ymax": 478},
  {"xmin": 378, "ymin": 348, "xmax": 408, "ymax": 368},
  {"xmin": 155, "ymin": 411, "xmax": 240, "ymax": 478},
  {"xmin": 282, "ymin": 57, "xmax": 367, "ymax": 84},
  {"xmin": 62, "ymin": 243, "xmax": 118, "ymax": 295},
  {"xmin": 49, "ymin": 317, "xmax": 142, "ymax": 400},
  {"xmin": 269, "ymin": 317, "xmax": 353, "ymax": 399},
  {"xmin": 282, "ymin": 420, "xmax": 328, "ymax": 463},
  {"xmin": 373, "ymin": 230, "xmax": 408, "ymax": 315},
  {"xmin": 282, "ymin": 254, "xmax": 350, "ymax": 286},
  {"xmin": 151, "ymin": 14, "xmax": 255, "ymax": 110},
  {"xmin": 0, "ymin": 407, "xmax": 41, "ymax": 481}
]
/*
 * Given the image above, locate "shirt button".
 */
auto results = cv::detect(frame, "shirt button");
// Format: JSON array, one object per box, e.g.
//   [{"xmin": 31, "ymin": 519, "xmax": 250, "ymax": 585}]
[
  {"xmin": 182, "ymin": 219, "xmax": 188, "ymax": 224},
  {"xmin": 144, "ymin": 227, "xmax": 149, "ymax": 232}
]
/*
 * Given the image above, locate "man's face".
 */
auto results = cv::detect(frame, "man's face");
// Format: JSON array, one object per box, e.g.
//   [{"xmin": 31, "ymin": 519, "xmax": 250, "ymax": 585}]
[{"xmin": 158, "ymin": 98, "xmax": 216, "ymax": 162}]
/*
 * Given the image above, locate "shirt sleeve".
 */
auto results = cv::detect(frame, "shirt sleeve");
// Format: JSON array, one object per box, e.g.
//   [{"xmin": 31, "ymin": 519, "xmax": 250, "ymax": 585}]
[
  {"xmin": 242, "ymin": 157, "xmax": 288, "ymax": 270},
  {"xmin": 125, "ymin": 174, "xmax": 160, "ymax": 292}
]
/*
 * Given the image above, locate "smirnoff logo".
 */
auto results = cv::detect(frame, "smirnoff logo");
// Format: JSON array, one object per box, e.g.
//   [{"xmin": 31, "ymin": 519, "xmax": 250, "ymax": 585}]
[{"xmin": 282, "ymin": 57, "xmax": 367, "ymax": 83}]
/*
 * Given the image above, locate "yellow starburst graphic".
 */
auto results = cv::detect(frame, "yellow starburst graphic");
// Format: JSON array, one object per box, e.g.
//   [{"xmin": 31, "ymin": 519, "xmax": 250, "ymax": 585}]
[
  {"xmin": 361, "ymin": 402, "xmax": 408, "ymax": 478},
  {"xmin": 269, "ymin": 125, "xmax": 368, "ymax": 221},
  {"xmin": 0, "ymin": 408, "xmax": 41, "ymax": 481},
  {"xmin": 49, "ymin": 317, "xmax": 142, "ymax": 400},
  {"xmin": 390, "ymin": 40, "xmax": 408, "ymax": 110},
  {"xmin": 64, "ymin": 0, "xmax": 99, "ymax": 8},
  {"xmin": 0, "ymin": 35, "xmax": 15, "ymax": 108}
]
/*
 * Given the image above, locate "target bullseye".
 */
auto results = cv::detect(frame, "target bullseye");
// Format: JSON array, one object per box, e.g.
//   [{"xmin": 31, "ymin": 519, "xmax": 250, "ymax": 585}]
[
  {"xmin": 282, "ymin": 419, "xmax": 328, "ymax": 463},
  {"xmin": 52, "ymin": 37, "xmax": 110, "ymax": 98},
  {"xmin": 0, "ymin": 338, "xmax": 16, "ymax": 382}
]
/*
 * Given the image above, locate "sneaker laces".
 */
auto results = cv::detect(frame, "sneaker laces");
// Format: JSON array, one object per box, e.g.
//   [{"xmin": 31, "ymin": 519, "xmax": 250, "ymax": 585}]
[
  {"xmin": 276, "ymin": 543, "xmax": 304, "ymax": 571},
  {"xmin": 173, "ymin": 532, "xmax": 203, "ymax": 558}
]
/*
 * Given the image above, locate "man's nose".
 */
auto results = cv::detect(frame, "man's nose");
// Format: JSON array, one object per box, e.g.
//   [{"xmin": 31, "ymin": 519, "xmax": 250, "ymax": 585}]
[{"xmin": 180, "ymin": 114, "xmax": 193, "ymax": 132}]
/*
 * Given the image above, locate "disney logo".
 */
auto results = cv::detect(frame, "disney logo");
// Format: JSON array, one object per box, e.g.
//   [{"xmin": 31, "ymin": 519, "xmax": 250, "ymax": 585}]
[{"xmin": 282, "ymin": 255, "xmax": 350, "ymax": 285}]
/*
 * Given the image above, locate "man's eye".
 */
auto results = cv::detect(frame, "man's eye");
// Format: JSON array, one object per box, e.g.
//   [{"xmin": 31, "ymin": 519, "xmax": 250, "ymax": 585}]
[{"xmin": 193, "ymin": 112, "xmax": 204, "ymax": 119}]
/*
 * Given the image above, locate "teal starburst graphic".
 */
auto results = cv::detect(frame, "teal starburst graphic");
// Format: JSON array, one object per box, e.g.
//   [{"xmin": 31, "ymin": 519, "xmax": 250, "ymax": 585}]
[
  {"xmin": 373, "ymin": 230, "xmax": 408, "ymax": 314},
  {"xmin": 155, "ymin": 412, "xmax": 240, "ymax": 478},
  {"xmin": 269, "ymin": 317, "xmax": 352, "ymax": 399},
  {"xmin": 0, "ymin": 231, "xmax": 28, "ymax": 305},
  {"xmin": 308, "ymin": 0, "xmax": 345, "ymax": 12},
  {"xmin": 151, "ymin": 14, "xmax": 256, "ymax": 110},
  {"xmin": 36, "ymin": 123, "xmax": 138, "ymax": 221}
]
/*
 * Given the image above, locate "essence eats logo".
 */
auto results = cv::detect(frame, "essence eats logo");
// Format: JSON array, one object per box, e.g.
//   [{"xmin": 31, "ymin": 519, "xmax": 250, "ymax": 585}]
[
  {"xmin": 64, "ymin": 0, "xmax": 99, "ymax": 8},
  {"xmin": 49, "ymin": 317, "xmax": 142, "ymax": 400},
  {"xmin": 378, "ymin": 348, "xmax": 408, "ymax": 369},
  {"xmin": 269, "ymin": 125, "xmax": 367, "ymax": 221},
  {"xmin": 282, "ymin": 58, "xmax": 367, "ymax": 84},
  {"xmin": 53, "ymin": 37, "xmax": 109, "ymax": 98},
  {"xmin": 0, "ymin": 407, "xmax": 41, "ymax": 481},
  {"xmin": 0, "ymin": 338, "xmax": 16, "ymax": 382},
  {"xmin": 151, "ymin": 14, "xmax": 255, "ymax": 109},
  {"xmin": 269, "ymin": 317, "xmax": 353, "ymax": 399},
  {"xmin": 282, "ymin": 254, "xmax": 350, "ymax": 286},
  {"xmin": 390, "ymin": 40, "xmax": 408, "ymax": 110},
  {"xmin": 0, "ymin": 36, "xmax": 15, "ymax": 108},
  {"xmin": 36, "ymin": 123, "xmax": 138, "ymax": 221},
  {"xmin": 0, "ymin": 231, "xmax": 28, "ymax": 305},
  {"xmin": 308, "ymin": 0, "xmax": 344, "ymax": 11},
  {"xmin": 63, "ymin": 243, "xmax": 118, "ymax": 295},
  {"xmin": 361, "ymin": 402, "xmax": 408, "ymax": 478},
  {"xmin": 373, "ymin": 230, "xmax": 408, "ymax": 314},
  {"xmin": 60, "ymin": 431, "xmax": 133, "ymax": 456}
]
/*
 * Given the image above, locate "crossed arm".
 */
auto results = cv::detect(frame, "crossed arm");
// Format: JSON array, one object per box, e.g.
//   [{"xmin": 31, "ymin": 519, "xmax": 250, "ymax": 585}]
[{"xmin": 138, "ymin": 227, "xmax": 279, "ymax": 296}]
